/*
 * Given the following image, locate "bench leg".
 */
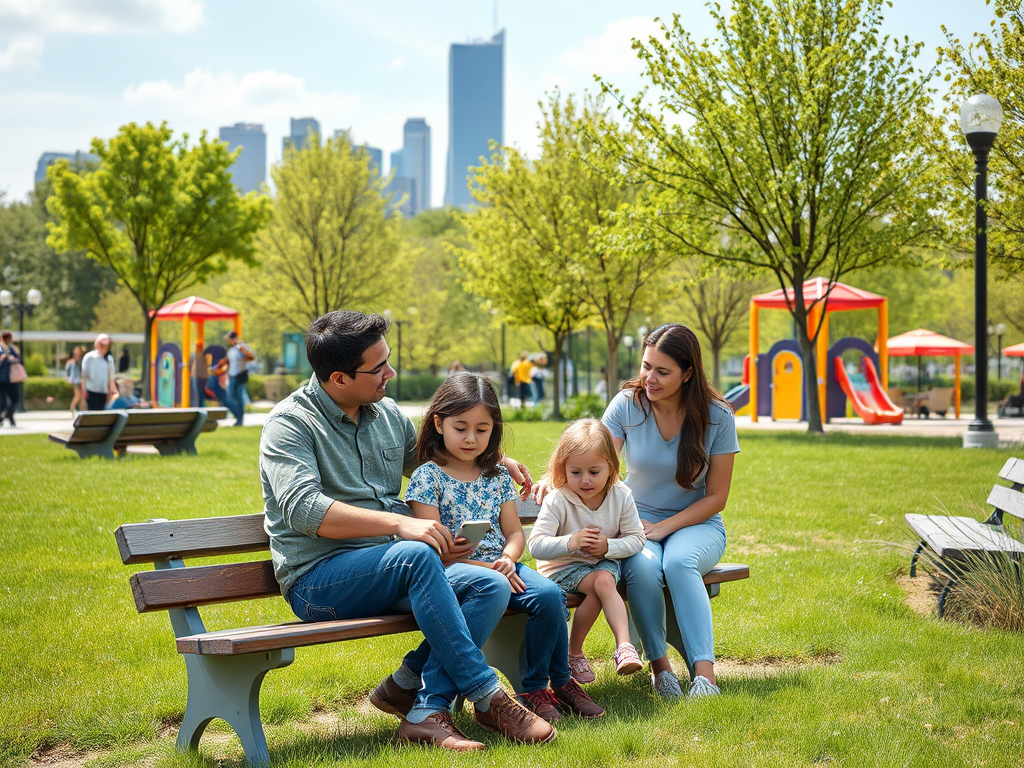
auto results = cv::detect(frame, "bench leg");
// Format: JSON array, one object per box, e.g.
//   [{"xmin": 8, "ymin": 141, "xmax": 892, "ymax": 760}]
[
  {"xmin": 937, "ymin": 577, "xmax": 957, "ymax": 618},
  {"xmin": 177, "ymin": 649, "xmax": 294, "ymax": 768},
  {"xmin": 68, "ymin": 411, "xmax": 129, "ymax": 459},
  {"xmin": 479, "ymin": 613, "xmax": 529, "ymax": 694},
  {"xmin": 910, "ymin": 543, "xmax": 925, "ymax": 578},
  {"xmin": 156, "ymin": 410, "xmax": 208, "ymax": 456}
]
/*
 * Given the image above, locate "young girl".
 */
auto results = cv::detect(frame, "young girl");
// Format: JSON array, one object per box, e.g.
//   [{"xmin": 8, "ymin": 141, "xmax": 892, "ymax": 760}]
[
  {"xmin": 405, "ymin": 372, "xmax": 605, "ymax": 723},
  {"xmin": 528, "ymin": 419, "xmax": 646, "ymax": 683}
]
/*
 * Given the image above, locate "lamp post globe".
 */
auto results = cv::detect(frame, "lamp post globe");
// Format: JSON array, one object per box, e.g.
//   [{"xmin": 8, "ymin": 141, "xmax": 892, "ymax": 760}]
[
  {"xmin": 26, "ymin": 289, "xmax": 42, "ymax": 307},
  {"xmin": 0, "ymin": 290, "xmax": 11, "ymax": 308},
  {"xmin": 960, "ymin": 94, "xmax": 1002, "ymax": 446}
]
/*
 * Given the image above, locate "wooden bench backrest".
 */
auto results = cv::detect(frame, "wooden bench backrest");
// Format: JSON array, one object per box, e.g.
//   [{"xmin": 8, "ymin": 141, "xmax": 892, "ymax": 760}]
[
  {"xmin": 69, "ymin": 408, "xmax": 227, "ymax": 444},
  {"xmin": 989, "ymin": 457, "xmax": 1024, "ymax": 523}
]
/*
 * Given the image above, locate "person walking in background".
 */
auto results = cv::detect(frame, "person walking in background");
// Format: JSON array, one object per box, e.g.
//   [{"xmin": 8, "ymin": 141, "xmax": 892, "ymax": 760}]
[
  {"xmin": 190, "ymin": 342, "xmax": 209, "ymax": 407},
  {"xmin": 65, "ymin": 346, "xmax": 84, "ymax": 413},
  {"xmin": 81, "ymin": 334, "xmax": 117, "ymax": 411},
  {"xmin": 531, "ymin": 353, "xmax": 548, "ymax": 406},
  {"xmin": 225, "ymin": 331, "xmax": 254, "ymax": 426},
  {"xmin": 0, "ymin": 330, "xmax": 23, "ymax": 426},
  {"xmin": 510, "ymin": 352, "xmax": 535, "ymax": 408},
  {"xmin": 118, "ymin": 346, "xmax": 130, "ymax": 374}
]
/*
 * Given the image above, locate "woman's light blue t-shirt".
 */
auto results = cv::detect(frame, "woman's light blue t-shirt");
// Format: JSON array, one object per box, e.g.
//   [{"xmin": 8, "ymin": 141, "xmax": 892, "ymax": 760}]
[{"xmin": 602, "ymin": 390, "xmax": 740, "ymax": 522}]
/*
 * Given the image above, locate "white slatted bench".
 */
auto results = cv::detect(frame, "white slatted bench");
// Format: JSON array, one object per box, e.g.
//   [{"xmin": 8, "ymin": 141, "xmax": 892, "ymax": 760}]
[
  {"xmin": 115, "ymin": 507, "xmax": 748, "ymax": 767},
  {"xmin": 906, "ymin": 456, "xmax": 1024, "ymax": 615},
  {"xmin": 49, "ymin": 407, "xmax": 227, "ymax": 459}
]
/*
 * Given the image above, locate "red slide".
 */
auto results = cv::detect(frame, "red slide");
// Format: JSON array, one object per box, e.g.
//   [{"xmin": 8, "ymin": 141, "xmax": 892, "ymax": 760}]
[{"xmin": 833, "ymin": 357, "xmax": 904, "ymax": 425}]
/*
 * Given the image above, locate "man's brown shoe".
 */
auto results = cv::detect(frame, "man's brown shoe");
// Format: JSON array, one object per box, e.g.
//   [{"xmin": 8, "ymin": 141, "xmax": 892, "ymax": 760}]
[
  {"xmin": 369, "ymin": 674, "xmax": 418, "ymax": 719},
  {"xmin": 397, "ymin": 712, "xmax": 487, "ymax": 751},
  {"xmin": 553, "ymin": 678, "xmax": 606, "ymax": 719},
  {"xmin": 474, "ymin": 689, "xmax": 557, "ymax": 743},
  {"xmin": 517, "ymin": 689, "xmax": 562, "ymax": 723}
]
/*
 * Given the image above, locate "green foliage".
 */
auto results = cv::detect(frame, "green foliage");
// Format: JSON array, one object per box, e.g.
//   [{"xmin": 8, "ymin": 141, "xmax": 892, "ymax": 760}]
[
  {"xmin": 602, "ymin": 0, "xmax": 944, "ymax": 431},
  {"xmin": 22, "ymin": 353, "xmax": 46, "ymax": 377},
  {"xmin": 501, "ymin": 404, "xmax": 548, "ymax": 421},
  {"xmin": 21, "ymin": 377, "xmax": 74, "ymax": 409},
  {"xmin": 388, "ymin": 374, "xmax": 447, "ymax": 402},
  {"xmin": 560, "ymin": 393, "xmax": 607, "ymax": 420},
  {"xmin": 245, "ymin": 374, "xmax": 304, "ymax": 402},
  {"xmin": 227, "ymin": 132, "xmax": 406, "ymax": 332}
]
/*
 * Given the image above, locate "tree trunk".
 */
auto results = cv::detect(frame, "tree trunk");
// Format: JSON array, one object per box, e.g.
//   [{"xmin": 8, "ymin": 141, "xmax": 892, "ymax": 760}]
[
  {"xmin": 711, "ymin": 345, "xmax": 721, "ymax": 391},
  {"xmin": 796, "ymin": 314, "xmax": 824, "ymax": 434},
  {"xmin": 606, "ymin": 330, "xmax": 618, "ymax": 403},
  {"xmin": 550, "ymin": 333, "xmax": 564, "ymax": 420},
  {"xmin": 141, "ymin": 310, "xmax": 155, "ymax": 401}
]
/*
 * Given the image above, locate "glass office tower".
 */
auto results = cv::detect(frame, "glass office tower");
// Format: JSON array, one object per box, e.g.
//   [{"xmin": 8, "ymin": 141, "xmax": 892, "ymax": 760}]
[
  {"xmin": 445, "ymin": 30, "xmax": 504, "ymax": 209},
  {"xmin": 218, "ymin": 123, "xmax": 266, "ymax": 195},
  {"xmin": 402, "ymin": 118, "xmax": 431, "ymax": 214}
]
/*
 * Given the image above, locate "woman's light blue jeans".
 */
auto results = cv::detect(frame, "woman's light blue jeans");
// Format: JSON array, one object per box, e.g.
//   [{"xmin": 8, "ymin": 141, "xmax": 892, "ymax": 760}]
[
  {"xmin": 622, "ymin": 514, "xmax": 726, "ymax": 676},
  {"xmin": 287, "ymin": 540, "xmax": 509, "ymax": 716}
]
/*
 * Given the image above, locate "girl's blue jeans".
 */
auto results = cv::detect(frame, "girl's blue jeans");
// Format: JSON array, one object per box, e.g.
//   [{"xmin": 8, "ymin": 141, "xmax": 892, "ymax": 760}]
[
  {"xmin": 621, "ymin": 514, "xmax": 726, "ymax": 676},
  {"xmin": 287, "ymin": 540, "xmax": 509, "ymax": 716},
  {"xmin": 402, "ymin": 562, "xmax": 571, "ymax": 694}
]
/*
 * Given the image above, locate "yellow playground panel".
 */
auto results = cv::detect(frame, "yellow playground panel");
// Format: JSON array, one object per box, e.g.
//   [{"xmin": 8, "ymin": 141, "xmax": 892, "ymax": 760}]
[{"xmin": 771, "ymin": 351, "xmax": 803, "ymax": 420}]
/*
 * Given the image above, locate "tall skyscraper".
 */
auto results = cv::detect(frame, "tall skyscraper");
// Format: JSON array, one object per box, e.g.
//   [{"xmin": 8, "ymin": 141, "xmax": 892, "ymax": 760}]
[
  {"xmin": 218, "ymin": 123, "xmax": 266, "ymax": 195},
  {"xmin": 402, "ymin": 118, "xmax": 431, "ymax": 214},
  {"xmin": 34, "ymin": 151, "xmax": 99, "ymax": 185},
  {"xmin": 362, "ymin": 145, "xmax": 383, "ymax": 176},
  {"xmin": 283, "ymin": 117, "xmax": 321, "ymax": 156},
  {"xmin": 445, "ymin": 30, "xmax": 504, "ymax": 209},
  {"xmin": 390, "ymin": 150, "xmax": 404, "ymax": 178}
]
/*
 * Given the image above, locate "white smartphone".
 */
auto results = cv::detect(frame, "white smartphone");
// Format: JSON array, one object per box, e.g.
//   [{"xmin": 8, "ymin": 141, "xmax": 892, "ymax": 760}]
[{"xmin": 455, "ymin": 520, "xmax": 492, "ymax": 549}]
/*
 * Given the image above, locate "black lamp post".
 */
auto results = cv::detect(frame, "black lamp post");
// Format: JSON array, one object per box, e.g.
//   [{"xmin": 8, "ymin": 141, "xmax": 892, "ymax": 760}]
[
  {"xmin": 1, "ymin": 288, "xmax": 42, "ymax": 412},
  {"xmin": 622, "ymin": 335, "xmax": 636, "ymax": 378},
  {"xmin": 960, "ymin": 94, "xmax": 1003, "ymax": 447}
]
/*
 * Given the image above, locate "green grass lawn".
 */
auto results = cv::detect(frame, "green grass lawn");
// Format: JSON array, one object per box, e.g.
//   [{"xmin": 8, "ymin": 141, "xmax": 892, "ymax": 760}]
[{"xmin": 1, "ymin": 425, "xmax": 1023, "ymax": 767}]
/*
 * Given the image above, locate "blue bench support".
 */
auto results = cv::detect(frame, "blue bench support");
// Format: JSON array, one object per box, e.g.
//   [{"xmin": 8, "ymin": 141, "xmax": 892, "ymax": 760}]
[
  {"xmin": 155, "ymin": 410, "xmax": 208, "ymax": 457},
  {"xmin": 67, "ymin": 410, "xmax": 129, "ymax": 460}
]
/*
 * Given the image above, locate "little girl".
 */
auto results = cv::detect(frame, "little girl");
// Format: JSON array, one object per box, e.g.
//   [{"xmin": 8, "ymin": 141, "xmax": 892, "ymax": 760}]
[
  {"xmin": 528, "ymin": 418, "xmax": 646, "ymax": 683},
  {"xmin": 405, "ymin": 372, "xmax": 605, "ymax": 723}
]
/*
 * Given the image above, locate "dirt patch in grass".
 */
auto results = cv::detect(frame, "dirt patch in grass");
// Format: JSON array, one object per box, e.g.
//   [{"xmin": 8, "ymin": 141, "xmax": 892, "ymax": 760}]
[
  {"xmin": 897, "ymin": 573, "xmax": 942, "ymax": 617},
  {"xmin": 30, "ymin": 743, "xmax": 135, "ymax": 768},
  {"xmin": 716, "ymin": 652, "xmax": 842, "ymax": 678}
]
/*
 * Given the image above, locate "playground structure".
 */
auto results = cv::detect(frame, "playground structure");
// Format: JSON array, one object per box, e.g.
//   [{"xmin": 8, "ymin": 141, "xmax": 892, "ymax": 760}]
[
  {"xmin": 148, "ymin": 297, "xmax": 241, "ymax": 407},
  {"xmin": 732, "ymin": 278, "xmax": 904, "ymax": 425},
  {"xmin": 885, "ymin": 328, "xmax": 973, "ymax": 419}
]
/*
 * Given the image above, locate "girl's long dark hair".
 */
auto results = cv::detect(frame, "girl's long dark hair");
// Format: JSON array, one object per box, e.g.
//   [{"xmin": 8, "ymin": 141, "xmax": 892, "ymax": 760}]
[
  {"xmin": 622, "ymin": 324, "xmax": 728, "ymax": 490},
  {"xmin": 417, "ymin": 372, "xmax": 504, "ymax": 477}
]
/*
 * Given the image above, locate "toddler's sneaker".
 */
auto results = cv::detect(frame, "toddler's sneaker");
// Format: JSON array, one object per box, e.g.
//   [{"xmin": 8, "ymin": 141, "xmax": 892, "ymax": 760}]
[
  {"xmin": 613, "ymin": 643, "xmax": 643, "ymax": 675},
  {"xmin": 568, "ymin": 652, "xmax": 596, "ymax": 683},
  {"xmin": 651, "ymin": 670, "xmax": 684, "ymax": 699},
  {"xmin": 687, "ymin": 674, "xmax": 721, "ymax": 699},
  {"xmin": 517, "ymin": 689, "xmax": 562, "ymax": 723}
]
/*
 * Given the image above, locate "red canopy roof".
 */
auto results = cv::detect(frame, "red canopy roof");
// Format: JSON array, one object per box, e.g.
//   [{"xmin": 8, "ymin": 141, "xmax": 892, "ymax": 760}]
[
  {"xmin": 886, "ymin": 328, "xmax": 974, "ymax": 357},
  {"xmin": 751, "ymin": 278, "xmax": 885, "ymax": 311},
  {"xmin": 151, "ymin": 296, "xmax": 239, "ymax": 321},
  {"xmin": 1003, "ymin": 341, "xmax": 1024, "ymax": 358}
]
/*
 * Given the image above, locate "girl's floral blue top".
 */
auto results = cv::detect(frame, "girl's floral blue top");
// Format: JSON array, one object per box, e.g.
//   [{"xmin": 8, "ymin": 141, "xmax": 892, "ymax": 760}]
[{"xmin": 405, "ymin": 462, "xmax": 518, "ymax": 562}]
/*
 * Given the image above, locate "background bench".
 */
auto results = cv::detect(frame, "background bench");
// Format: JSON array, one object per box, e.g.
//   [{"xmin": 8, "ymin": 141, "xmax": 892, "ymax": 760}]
[
  {"xmin": 115, "ymin": 510, "xmax": 748, "ymax": 767},
  {"xmin": 906, "ymin": 456, "xmax": 1024, "ymax": 615},
  {"xmin": 50, "ymin": 407, "xmax": 227, "ymax": 459}
]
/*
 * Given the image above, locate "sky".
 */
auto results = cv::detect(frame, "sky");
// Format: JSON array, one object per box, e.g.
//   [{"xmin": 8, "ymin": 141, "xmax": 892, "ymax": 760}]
[{"xmin": 0, "ymin": 0, "xmax": 997, "ymax": 207}]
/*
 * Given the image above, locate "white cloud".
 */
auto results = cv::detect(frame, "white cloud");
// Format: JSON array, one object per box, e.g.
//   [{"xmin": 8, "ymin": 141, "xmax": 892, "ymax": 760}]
[
  {"xmin": 0, "ymin": 34, "xmax": 43, "ymax": 71},
  {"xmin": 389, "ymin": 56, "xmax": 406, "ymax": 71},
  {"xmin": 0, "ymin": 0, "xmax": 203, "ymax": 36},
  {"xmin": 124, "ymin": 68, "xmax": 360, "ymax": 128},
  {"xmin": 559, "ymin": 16, "xmax": 661, "ymax": 78}
]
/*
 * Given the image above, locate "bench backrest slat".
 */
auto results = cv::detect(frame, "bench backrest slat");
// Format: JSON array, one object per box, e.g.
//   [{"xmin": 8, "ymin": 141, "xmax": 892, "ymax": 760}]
[
  {"xmin": 988, "ymin": 484, "xmax": 1024, "ymax": 522},
  {"xmin": 131, "ymin": 560, "xmax": 279, "ymax": 612},
  {"xmin": 999, "ymin": 457, "xmax": 1024, "ymax": 488},
  {"xmin": 73, "ymin": 411, "xmax": 122, "ymax": 427},
  {"xmin": 115, "ymin": 514, "xmax": 269, "ymax": 564}
]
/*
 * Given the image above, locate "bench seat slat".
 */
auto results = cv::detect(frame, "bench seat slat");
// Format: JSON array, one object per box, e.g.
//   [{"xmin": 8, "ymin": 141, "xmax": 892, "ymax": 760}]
[
  {"xmin": 987, "ymin": 484, "xmax": 1024, "ymax": 523},
  {"xmin": 169, "ymin": 563, "xmax": 749, "ymax": 655},
  {"xmin": 905, "ymin": 513, "xmax": 1024, "ymax": 558},
  {"xmin": 116, "ymin": 513, "xmax": 269, "ymax": 564},
  {"xmin": 999, "ymin": 457, "xmax": 1024, "ymax": 487}
]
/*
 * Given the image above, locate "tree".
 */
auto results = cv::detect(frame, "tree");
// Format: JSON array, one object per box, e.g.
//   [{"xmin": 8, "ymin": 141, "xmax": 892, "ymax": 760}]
[
  {"xmin": 46, "ymin": 122, "xmax": 269, "ymax": 391},
  {"xmin": 234, "ymin": 134, "xmax": 407, "ymax": 331},
  {"xmin": 600, "ymin": 0, "xmax": 943, "ymax": 432},
  {"xmin": 457, "ymin": 96, "xmax": 602, "ymax": 418},
  {"xmin": 941, "ymin": 0, "xmax": 1024, "ymax": 279}
]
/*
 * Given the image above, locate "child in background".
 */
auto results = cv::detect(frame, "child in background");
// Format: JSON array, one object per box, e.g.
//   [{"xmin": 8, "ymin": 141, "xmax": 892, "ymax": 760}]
[
  {"xmin": 528, "ymin": 419, "xmax": 646, "ymax": 683},
  {"xmin": 405, "ymin": 372, "xmax": 605, "ymax": 723}
]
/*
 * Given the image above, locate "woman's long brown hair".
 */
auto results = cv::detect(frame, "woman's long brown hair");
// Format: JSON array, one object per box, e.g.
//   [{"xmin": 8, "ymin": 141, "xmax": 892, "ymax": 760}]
[{"xmin": 622, "ymin": 324, "xmax": 728, "ymax": 490}]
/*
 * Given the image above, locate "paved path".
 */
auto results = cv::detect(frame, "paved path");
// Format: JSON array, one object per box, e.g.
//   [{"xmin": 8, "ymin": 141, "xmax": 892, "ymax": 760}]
[{"xmin": 3, "ymin": 404, "xmax": 1023, "ymax": 446}]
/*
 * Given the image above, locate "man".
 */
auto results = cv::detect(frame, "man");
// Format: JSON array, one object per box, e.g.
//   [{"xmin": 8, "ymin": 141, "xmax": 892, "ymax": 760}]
[
  {"xmin": 260, "ymin": 310, "xmax": 555, "ymax": 751},
  {"xmin": 225, "ymin": 331, "xmax": 254, "ymax": 426},
  {"xmin": 509, "ymin": 352, "xmax": 535, "ymax": 408},
  {"xmin": 81, "ymin": 334, "xmax": 117, "ymax": 411}
]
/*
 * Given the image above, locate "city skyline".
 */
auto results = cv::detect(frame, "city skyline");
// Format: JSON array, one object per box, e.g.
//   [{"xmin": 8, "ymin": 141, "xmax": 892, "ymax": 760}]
[{"xmin": 0, "ymin": 1, "xmax": 992, "ymax": 208}]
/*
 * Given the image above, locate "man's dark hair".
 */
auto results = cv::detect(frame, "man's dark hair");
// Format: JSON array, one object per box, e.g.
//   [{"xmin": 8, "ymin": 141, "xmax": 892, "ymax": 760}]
[{"xmin": 306, "ymin": 310, "xmax": 390, "ymax": 383}]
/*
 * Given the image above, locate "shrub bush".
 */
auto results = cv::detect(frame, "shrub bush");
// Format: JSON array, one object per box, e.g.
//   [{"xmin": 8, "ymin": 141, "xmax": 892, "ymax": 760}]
[
  {"xmin": 22, "ymin": 377, "xmax": 74, "ymax": 410},
  {"xmin": 24, "ymin": 353, "xmax": 48, "ymax": 377},
  {"xmin": 561, "ymin": 393, "xmax": 607, "ymax": 420},
  {"xmin": 502, "ymin": 405, "xmax": 548, "ymax": 422}
]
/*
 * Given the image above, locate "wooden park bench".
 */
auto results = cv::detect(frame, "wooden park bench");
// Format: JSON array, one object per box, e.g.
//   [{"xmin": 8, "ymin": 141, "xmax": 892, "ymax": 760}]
[
  {"xmin": 115, "ymin": 506, "xmax": 748, "ymax": 767},
  {"xmin": 49, "ymin": 407, "xmax": 228, "ymax": 459},
  {"xmin": 906, "ymin": 456, "xmax": 1024, "ymax": 615}
]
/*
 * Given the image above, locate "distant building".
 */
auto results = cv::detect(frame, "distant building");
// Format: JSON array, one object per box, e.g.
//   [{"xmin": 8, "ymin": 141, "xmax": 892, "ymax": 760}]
[
  {"xmin": 34, "ymin": 151, "xmax": 100, "ymax": 185},
  {"xmin": 402, "ymin": 118, "xmax": 431, "ymax": 214},
  {"xmin": 385, "ymin": 175, "xmax": 415, "ymax": 218},
  {"xmin": 218, "ymin": 123, "xmax": 266, "ymax": 195},
  {"xmin": 390, "ymin": 149, "xmax": 404, "ymax": 178},
  {"xmin": 445, "ymin": 30, "xmax": 504, "ymax": 209},
  {"xmin": 283, "ymin": 116, "xmax": 321, "ymax": 156},
  {"xmin": 361, "ymin": 145, "xmax": 383, "ymax": 176}
]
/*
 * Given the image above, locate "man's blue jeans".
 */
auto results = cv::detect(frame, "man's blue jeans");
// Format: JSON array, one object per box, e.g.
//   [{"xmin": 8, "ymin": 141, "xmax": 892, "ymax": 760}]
[
  {"xmin": 401, "ymin": 562, "xmax": 570, "ymax": 694},
  {"xmin": 226, "ymin": 375, "xmax": 247, "ymax": 425},
  {"xmin": 287, "ymin": 540, "xmax": 509, "ymax": 715}
]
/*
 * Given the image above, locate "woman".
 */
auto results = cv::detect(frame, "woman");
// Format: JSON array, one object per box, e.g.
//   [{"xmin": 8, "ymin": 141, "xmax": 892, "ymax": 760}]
[
  {"xmin": 601, "ymin": 324, "xmax": 739, "ymax": 700},
  {"xmin": 0, "ymin": 330, "xmax": 23, "ymax": 426},
  {"xmin": 65, "ymin": 346, "xmax": 84, "ymax": 413}
]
